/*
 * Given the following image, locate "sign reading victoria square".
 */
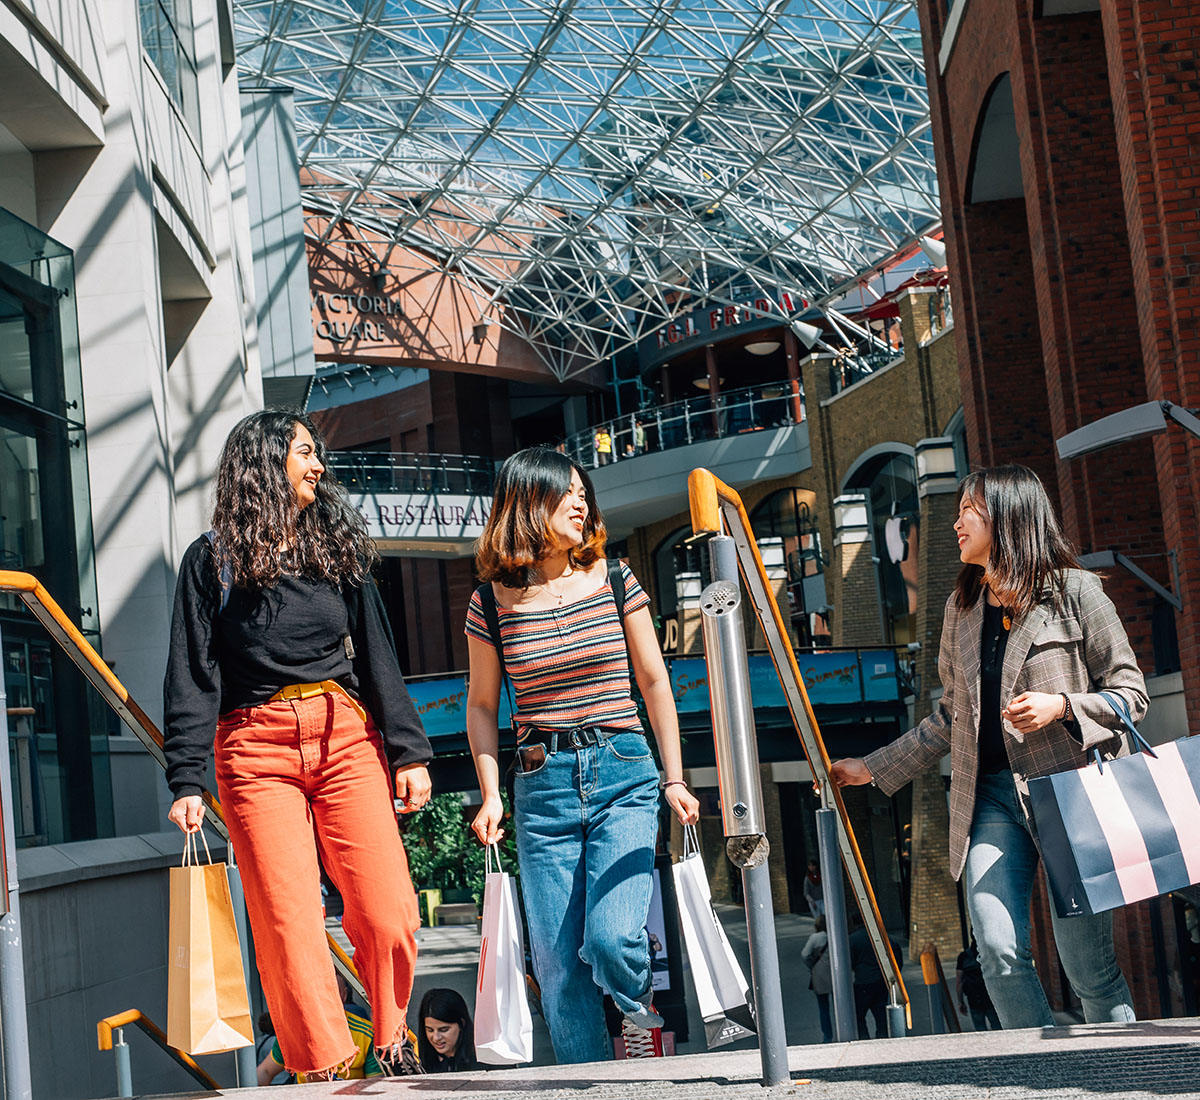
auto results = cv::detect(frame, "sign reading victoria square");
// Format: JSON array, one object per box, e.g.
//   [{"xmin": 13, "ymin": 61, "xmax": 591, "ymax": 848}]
[{"xmin": 312, "ymin": 292, "xmax": 404, "ymax": 343}]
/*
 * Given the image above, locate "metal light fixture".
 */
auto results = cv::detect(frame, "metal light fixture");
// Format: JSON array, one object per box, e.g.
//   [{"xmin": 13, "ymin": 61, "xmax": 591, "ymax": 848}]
[
  {"xmin": 790, "ymin": 320, "xmax": 822, "ymax": 349},
  {"xmin": 1055, "ymin": 400, "xmax": 1200, "ymax": 460},
  {"xmin": 745, "ymin": 340, "xmax": 781, "ymax": 356},
  {"xmin": 918, "ymin": 236, "xmax": 947, "ymax": 266},
  {"xmin": 915, "ymin": 436, "xmax": 959, "ymax": 498},
  {"xmin": 832, "ymin": 493, "xmax": 870, "ymax": 546},
  {"xmin": 693, "ymin": 375, "xmax": 724, "ymax": 390},
  {"xmin": 472, "ymin": 318, "xmax": 490, "ymax": 345},
  {"xmin": 371, "ymin": 266, "xmax": 391, "ymax": 291}
]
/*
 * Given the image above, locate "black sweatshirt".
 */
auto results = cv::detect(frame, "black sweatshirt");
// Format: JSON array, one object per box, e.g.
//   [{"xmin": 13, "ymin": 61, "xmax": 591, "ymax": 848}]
[{"xmin": 163, "ymin": 536, "xmax": 432, "ymax": 798}]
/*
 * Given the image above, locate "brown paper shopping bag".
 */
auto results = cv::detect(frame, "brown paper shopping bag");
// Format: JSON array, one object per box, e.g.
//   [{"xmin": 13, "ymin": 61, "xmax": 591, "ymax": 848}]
[{"xmin": 167, "ymin": 832, "xmax": 254, "ymax": 1055}]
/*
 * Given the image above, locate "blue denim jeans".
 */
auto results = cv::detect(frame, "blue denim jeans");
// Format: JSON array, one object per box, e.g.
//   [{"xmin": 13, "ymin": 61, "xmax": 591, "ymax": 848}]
[
  {"xmin": 963, "ymin": 770, "xmax": 1136, "ymax": 1029},
  {"xmin": 513, "ymin": 730, "xmax": 661, "ymax": 1064}
]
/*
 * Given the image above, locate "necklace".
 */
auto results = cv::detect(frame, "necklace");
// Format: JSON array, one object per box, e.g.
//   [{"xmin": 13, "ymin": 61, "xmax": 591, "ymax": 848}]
[{"xmin": 537, "ymin": 565, "xmax": 574, "ymax": 606}]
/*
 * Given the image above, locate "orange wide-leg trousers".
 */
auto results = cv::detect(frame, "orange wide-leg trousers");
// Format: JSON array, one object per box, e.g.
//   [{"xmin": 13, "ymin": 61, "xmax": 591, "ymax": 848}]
[{"xmin": 215, "ymin": 691, "xmax": 420, "ymax": 1075}]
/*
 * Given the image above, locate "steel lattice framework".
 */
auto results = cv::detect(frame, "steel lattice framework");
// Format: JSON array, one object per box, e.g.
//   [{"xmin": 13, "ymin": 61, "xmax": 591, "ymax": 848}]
[{"xmin": 234, "ymin": 0, "xmax": 938, "ymax": 379}]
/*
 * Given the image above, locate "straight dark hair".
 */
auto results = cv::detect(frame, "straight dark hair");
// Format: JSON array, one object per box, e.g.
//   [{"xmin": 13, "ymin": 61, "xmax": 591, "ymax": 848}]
[
  {"xmin": 209, "ymin": 410, "xmax": 376, "ymax": 591},
  {"xmin": 474, "ymin": 446, "xmax": 606, "ymax": 588},
  {"xmin": 954, "ymin": 464, "xmax": 1080, "ymax": 620},
  {"xmin": 417, "ymin": 988, "xmax": 476, "ymax": 1072}
]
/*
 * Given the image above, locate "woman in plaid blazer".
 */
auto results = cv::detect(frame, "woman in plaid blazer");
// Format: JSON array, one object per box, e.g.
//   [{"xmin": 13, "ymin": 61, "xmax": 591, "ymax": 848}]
[{"xmin": 833, "ymin": 465, "xmax": 1147, "ymax": 1029}]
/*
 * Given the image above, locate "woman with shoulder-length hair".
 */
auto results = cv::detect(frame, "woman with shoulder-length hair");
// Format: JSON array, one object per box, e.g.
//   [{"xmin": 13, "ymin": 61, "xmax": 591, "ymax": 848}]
[
  {"xmin": 464, "ymin": 446, "xmax": 700, "ymax": 1064},
  {"xmin": 833, "ymin": 464, "xmax": 1147, "ymax": 1028},
  {"xmin": 163, "ymin": 410, "xmax": 433, "ymax": 1079}
]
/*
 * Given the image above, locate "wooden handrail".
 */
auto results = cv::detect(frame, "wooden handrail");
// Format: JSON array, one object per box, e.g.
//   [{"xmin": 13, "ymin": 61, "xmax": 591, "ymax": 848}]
[
  {"xmin": 687, "ymin": 469, "xmax": 911, "ymax": 1022},
  {"xmin": 0, "ymin": 571, "xmax": 367, "ymax": 1001},
  {"xmin": 96, "ymin": 1009, "xmax": 220, "ymax": 1089}
]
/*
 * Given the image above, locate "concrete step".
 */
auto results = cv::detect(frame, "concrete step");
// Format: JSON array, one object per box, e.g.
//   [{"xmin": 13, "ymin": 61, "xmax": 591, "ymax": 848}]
[{"xmin": 130, "ymin": 1017, "xmax": 1200, "ymax": 1099}]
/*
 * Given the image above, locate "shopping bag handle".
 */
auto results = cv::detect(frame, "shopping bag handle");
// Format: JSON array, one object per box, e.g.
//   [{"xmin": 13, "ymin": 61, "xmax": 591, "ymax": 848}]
[
  {"xmin": 485, "ymin": 841, "xmax": 503, "ymax": 875},
  {"xmin": 682, "ymin": 822, "xmax": 700, "ymax": 859},
  {"xmin": 181, "ymin": 828, "xmax": 213, "ymax": 867},
  {"xmin": 1092, "ymin": 690, "xmax": 1156, "ymax": 773}
]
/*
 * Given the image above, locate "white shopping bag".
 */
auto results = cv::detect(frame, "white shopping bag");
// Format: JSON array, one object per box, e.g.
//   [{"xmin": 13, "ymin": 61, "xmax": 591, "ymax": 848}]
[
  {"xmin": 672, "ymin": 825, "xmax": 756, "ymax": 1048},
  {"xmin": 474, "ymin": 845, "xmax": 534, "ymax": 1065}
]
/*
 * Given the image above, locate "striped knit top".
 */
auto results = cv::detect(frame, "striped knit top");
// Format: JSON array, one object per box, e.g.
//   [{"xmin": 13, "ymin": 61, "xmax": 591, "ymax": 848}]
[{"xmin": 465, "ymin": 561, "xmax": 650, "ymax": 741}]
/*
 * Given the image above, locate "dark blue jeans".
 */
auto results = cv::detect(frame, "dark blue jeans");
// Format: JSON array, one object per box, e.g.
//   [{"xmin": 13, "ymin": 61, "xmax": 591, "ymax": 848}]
[{"xmin": 513, "ymin": 730, "xmax": 661, "ymax": 1063}]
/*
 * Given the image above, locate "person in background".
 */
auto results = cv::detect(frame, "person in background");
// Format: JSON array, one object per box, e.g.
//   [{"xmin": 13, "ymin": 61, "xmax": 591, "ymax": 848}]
[
  {"xmin": 633, "ymin": 420, "xmax": 647, "ymax": 455},
  {"xmin": 594, "ymin": 428, "xmax": 612, "ymax": 465},
  {"xmin": 957, "ymin": 938, "xmax": 1001, "ymax": 1030},
  {"xmin": 803, "ymin": 858, "xmax": 824, "ymax": 919},
  {"xmin": 847, "ymin": 916, "xmax": 893, "ymax": 1039},
  {"xmin": 417, "ymin": 988, "xmax": 476, "ymax": 1073},
  {"xmin": 800, "ymin": 914, "xmax": 832, "ymax": 1043},
  {"xmin": 465, "ymin": 447, "xmax": 699, "ymax": 1064},
  {"xmin": 163, "ymin": 410, "xmax": 432, "ymax": 1080},
  {"xmin": 257, "ymin": 976, "xmax": 383, "ymax": 1084},
  {"xmin": 832, "ymin": 464, "xmax": 1145, "ymax": 1030}
]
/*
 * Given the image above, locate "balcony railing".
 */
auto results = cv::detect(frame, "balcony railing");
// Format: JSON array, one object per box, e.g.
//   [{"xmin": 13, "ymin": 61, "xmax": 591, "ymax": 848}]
[
  {"xmin": 565, "ymin": 382, "xmax": 803, "ymax": 469},
  {"xmin": 829, "ymin": 346, "xmax": 904, "ymax": 396},
  {"xmin": 327, "ymin": 451, "xmax": 496, "ymax": 495}
]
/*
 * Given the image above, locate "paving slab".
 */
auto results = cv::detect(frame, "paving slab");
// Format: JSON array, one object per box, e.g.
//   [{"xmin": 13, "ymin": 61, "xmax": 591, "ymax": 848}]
[{"xmin": 131, "ymin": 1018, "xmax": 1200, "ymax": 1100}]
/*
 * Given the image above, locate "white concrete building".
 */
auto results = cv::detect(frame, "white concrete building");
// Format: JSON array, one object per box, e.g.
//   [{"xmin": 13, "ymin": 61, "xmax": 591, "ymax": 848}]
[
  {"xmin": 0, "ymin": 0, "xmax": 264, "ymax": 844},
  {"xmin": 0, "ymin": 4, "xmax": 264, "ymax": 1093}
]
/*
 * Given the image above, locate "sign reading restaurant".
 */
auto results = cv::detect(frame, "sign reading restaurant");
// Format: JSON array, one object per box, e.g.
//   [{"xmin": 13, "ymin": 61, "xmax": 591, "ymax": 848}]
[{"xmin": 352, "ymin": 492, "xmax": 491, "ymax": 552}]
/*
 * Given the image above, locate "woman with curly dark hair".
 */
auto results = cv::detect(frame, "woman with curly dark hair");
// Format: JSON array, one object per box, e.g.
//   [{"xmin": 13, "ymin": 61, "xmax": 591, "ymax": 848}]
[{"xmin": 163, "ymin": 410, "xmax": 432, "ymax": 1080}]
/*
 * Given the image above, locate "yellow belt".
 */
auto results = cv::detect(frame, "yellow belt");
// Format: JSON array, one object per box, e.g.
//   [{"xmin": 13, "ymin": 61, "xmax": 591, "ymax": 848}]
[{"xmin": 269, "ymin": 680, "xmax": 367, "ymax": 723}]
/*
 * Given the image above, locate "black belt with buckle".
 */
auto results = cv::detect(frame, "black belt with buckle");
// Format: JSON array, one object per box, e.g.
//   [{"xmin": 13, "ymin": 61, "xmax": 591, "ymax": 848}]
[{"xmin": 522, "ymin": 725, "xmax": 620, "ymax": 751}]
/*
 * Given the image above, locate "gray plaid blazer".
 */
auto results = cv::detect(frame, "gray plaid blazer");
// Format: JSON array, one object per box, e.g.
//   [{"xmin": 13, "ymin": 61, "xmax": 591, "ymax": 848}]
[{"xmin": 864, "ymin": 569, "xmax": 1149, "ymax": 880}]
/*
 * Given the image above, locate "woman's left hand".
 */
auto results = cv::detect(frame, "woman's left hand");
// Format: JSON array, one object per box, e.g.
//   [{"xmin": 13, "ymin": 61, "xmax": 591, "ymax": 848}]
[
  {"xmin": 1003, "ymin": 691, "xmax": 1067, "ymax": 734},
  {"xmin": 665, "ymin": 783, "xmax": 700, "ymax": 826},
  {"xmin": 394, "ymin": 763, "xmax": 432, "ymax": 813}
]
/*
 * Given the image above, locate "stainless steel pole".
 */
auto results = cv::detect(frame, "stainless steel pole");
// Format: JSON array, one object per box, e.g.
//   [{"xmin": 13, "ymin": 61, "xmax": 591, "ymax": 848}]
[
  {"xmin": 113, "ymin": 1028, "xmax": 133, "ymax": 1098},
  {"xmin": 0, "ymin": 620, "xmax": 33, "ymax": 1100},
  {"xmin": 816, "ymin": 805, "xmax": 856, "ymax": 1042},
  {"xmin": 700, "ymin": 535, "xmax": 788, "ymax": 1087},
  {"xmin": 226, "ymin": 843, "xmax": 258, "ymax": 1087}
]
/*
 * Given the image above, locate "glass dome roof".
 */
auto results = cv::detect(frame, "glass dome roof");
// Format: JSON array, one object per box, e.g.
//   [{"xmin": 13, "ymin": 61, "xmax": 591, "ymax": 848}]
[{"xmin": 234, "ymin": 0, "xmax": 938, "ymax": 378}]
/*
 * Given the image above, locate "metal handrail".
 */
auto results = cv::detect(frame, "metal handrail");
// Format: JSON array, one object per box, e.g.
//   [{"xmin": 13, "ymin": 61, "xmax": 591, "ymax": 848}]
[
  {"xmin": 327, "ymin": 450, "xmax": 496, "ymax": 495},
  {"xmin": 0, "ymin": 571, "xmax": 368, "ymax": 1003},
  {"xmin": 686, "ymin": 470, "xmax": 911, "ymax": 1024},
  {"xmin": 564, "ymin": 381, "xmax": 803, "ymax": 468},
  {"xmin": 919, "ymin": 943, "xmax": 962, "ymax": 1034},
  {"xmin": 97, "ymin": 1010, "xmax": 219, "ymax": 1094}
]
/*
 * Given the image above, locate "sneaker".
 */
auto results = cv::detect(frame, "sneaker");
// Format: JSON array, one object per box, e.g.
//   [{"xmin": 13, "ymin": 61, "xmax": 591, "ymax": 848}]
[
  {"xmin": 619, "ymin": 1012, "xmax": 665, "ymax": 1058},
  {"xmin": 377, "ymin": 1033, "xmax": 423, "ymax": 1076}
]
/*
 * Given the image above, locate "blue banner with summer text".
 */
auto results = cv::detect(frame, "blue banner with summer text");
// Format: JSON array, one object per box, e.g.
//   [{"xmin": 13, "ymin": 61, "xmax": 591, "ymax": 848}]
[
  {"xmin": 670, "ymin": 650, "xmax": 898, "ymax": 713},
  {"xmin": 410, "ymin": 650, "xmax": 897, "ymax": 741}
]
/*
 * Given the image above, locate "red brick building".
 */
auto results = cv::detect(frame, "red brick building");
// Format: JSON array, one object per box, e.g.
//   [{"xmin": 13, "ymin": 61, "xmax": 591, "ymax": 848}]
[{"xmin": 916, "ymin": 0, "xmax": 1199, "ymax": 1016}]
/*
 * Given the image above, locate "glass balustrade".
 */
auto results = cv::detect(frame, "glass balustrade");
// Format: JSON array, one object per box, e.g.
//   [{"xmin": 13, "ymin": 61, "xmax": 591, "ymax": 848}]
[{"xmin": 565, "ymin": 382, "xmax": 804, "ymax": 469}]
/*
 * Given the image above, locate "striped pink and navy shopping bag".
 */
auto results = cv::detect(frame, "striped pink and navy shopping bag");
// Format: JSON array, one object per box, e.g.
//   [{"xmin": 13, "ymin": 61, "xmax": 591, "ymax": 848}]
[{"xmin": 1029, "ymin": 692, "xmax": 1200, "ymax": 919}]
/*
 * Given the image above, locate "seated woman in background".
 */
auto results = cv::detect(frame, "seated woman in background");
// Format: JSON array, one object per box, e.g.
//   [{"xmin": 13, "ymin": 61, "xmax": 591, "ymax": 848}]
[{"xmin": 417, "ymin": 989, "xmax": 476, "ymax": 1072}]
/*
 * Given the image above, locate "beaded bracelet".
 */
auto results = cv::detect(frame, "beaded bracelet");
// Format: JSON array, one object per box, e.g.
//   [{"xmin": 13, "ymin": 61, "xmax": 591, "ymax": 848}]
[{"xmin": 662, "ymin": 779, "xmax": 688, "ymax": 791}]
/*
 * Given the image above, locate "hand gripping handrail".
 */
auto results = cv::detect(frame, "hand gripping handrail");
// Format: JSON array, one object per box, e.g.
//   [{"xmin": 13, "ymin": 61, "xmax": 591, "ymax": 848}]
[
  {"xmin": 0, "ymin": 571, "xmax": 368, "ymax": 1002},
  {"xmin": 687, "ymin": 471, "xmax": 910, "ymax": 1023},
  {"xmin": 96, "ymin": 1009, "xmax": 219, "ymax": 1092}
]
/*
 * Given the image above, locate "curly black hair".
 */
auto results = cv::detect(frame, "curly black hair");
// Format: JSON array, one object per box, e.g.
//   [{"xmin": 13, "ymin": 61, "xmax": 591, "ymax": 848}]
[{"xmin": 209, "ymin": 410, "xmax": 376, "ymax": 590}]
